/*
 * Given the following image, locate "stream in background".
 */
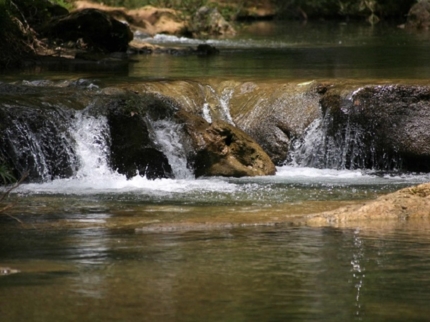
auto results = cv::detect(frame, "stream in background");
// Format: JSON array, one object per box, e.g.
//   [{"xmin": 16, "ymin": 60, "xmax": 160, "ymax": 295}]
[{"xmin": 2, "ymin": 21, "xmax": 430, "ymax": 321}]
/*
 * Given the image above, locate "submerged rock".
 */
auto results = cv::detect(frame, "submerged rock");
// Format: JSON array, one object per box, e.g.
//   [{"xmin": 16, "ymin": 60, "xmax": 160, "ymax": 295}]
[{"xmin": 307, "ymin": 182, "xmax": 430, "ymax": 227}]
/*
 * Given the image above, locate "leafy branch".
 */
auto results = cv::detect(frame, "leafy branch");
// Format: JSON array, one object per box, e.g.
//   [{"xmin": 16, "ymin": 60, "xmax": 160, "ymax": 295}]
[{"xmin": 0, "ymin": 170, "xmax": 28, "ymax": 224}]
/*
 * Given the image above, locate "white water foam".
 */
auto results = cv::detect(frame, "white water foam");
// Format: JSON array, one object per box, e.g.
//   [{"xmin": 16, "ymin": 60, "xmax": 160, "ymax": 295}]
[
  {"xmin": 134, "ymin": 33, "xmax": 293, "ymax": 49},
  {"xmin": 72, "ymin": 112, "xmax": 112, "ymax": 179},
  {"xmin": 202, "ymin": 103, "xmax": 212, "ymax": 123},
  {"xmin": 12, "ymin": 113, "xmax": 430, "ymax": 195},
  {"xmin": 16, "ymin": 114, "xmax": 238, "ymax": 195},
  {"xmin": 151, "ymin": 119, "xmax": 194, "ymax": 179},
  {"xmin": 275, "ymin": 165, "xmax": 430, "ymax": 186},
  {"xmin": 219, "ymin": 89, "xmax": 235, "ymax": 125}
]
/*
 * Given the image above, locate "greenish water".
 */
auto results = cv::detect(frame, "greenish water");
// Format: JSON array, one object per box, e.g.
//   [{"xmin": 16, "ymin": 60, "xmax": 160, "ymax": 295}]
[
  {"xmin": 1, "ymin": 168, "xmax": 430, "ymax": 321},
  {"xmin": 2, "ymin": 219, "xmax": 430, "ymax": 322},
  {"xmin": 130, "ymin": 21, "xmax": 430, "ymax": 80},
  {"xmin": 3, "ymin": 21, "xmax": 430, "ymax": 82},
  {"xmin": 2, "ymin": 20, "xmax": 430, "ymax": 321}
]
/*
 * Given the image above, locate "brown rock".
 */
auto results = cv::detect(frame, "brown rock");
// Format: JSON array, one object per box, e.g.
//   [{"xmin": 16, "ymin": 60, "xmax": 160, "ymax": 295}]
[
  {"xmin": 189, "ymin": 6, "xmax": 236, "ymax": 38},
  {"xmin": 74, "ymin": 1, "xmax": 187, "ymax": 36},
  {"xmin": 45, "ymin": 8, "xmax": 133, "ymax": 52},
  {"xmin": 406, "ymin": 1, "xmax": 430, "ymax": 29},
  {"xmin": 306, "ymin": 182, "xmax": 430, "ymax": 227},
  {"xmin": 176, "ymin": 110, "xmax": 276, "ymax": 177}
]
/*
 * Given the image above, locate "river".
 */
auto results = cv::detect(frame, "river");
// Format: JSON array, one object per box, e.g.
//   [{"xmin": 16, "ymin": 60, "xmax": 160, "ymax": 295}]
[{"xmin": 1, "ymin": 20, "xmax": 430, "ymax": 321}]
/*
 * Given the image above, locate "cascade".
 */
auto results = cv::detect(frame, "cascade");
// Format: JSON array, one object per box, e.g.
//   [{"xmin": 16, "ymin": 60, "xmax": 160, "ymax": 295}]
[
  {"xmin": 202, "ymin": 103, "xmax": 212, "ymax": 123},
  {"xmin": 150, "ymin": 119, "xmax": 194, "ymax": 179},
  {"xmin": 203, "ymin": 85, "xmax": 235, "ymax": 125},
  {"xmin": 288, "ymin": 115, "xmax": 367, "ymax": 169},
  {"xmin": 71, "ymin": 112, "xmax": 112, "ymax": 179},
  {"xmin": 219, "ymin": 88, "xmax": 235, "ymax": 125},
  {"xmin": 287, "ymin": 107, "xmax": 402, "ymax": 171},
  {"xmin": 0, "ymin": 105, "xmax": 78, "ymax": 181}
]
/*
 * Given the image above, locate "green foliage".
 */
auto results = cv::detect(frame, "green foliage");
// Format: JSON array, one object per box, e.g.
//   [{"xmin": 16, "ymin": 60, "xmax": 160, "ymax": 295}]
[
  {"xmin": 91, "ymin": 0, "xmax": 209, "ymax": 13},
  {"xmin": 273, "ymin": 0, "xmax": 415, "ymax": 20},
  {"xmin": 0, "ymin": 163, "xmax": 15, "ymax": 185},
  {"xmin": 50, "ymin": 0, "xmax": 74, "ymax": 11},
  {"xmin": 95, "ymin": 0, "xmax": 177, "ymax": 9}
]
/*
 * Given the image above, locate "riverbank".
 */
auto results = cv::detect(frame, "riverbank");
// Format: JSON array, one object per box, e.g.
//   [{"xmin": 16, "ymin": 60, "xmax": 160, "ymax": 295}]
[{"xmin": 1, "ymin": 0, "xmax": 426, "ymax": 70}]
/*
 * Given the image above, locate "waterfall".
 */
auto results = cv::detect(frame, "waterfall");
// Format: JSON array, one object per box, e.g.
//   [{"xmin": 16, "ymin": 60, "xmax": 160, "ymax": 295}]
[
  {"xmin": 203, "ymin": 85, "xmax": 235, "ymax": 125},
  {"xmin": 202, "ymin": 103, "xmax": 212, "ymax": 123},
  {"xmin": 0, "ymin": 106, "xmax": 78, "ymax": 181},
  {"xmin": 71, "ymin": 112, "xmax": 112, "ymax": 179},
  {"xmin": 150, "ymin": 119, "xmax": 194, "ymax": 179},
  {"xmin": 288, "ymin": 108, "xmax": 401, "ymax": 170},
  {"xmin": 219, "ymin": 88, "xmax": 235, "ymax": 125},
  {"xmin": 288, "ymin": 115, "xmax": 370, "ymax": 170}
]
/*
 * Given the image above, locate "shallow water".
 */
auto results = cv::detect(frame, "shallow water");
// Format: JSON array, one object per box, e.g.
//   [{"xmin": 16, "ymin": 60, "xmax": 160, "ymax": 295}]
[
  {"xmin": 2, "ymin": 167, "xmax": 430, "ymax": 321},
  {"xmin": 2, "ymin": 219, "xmax": 430, "ymax": 321},
  {"xmin": 131, "ymin": 21, "xmax": 430, "ymax": 81},
  {"xmin": 2, "ymin": 20, "xmax": 430, "ymax": 321}
]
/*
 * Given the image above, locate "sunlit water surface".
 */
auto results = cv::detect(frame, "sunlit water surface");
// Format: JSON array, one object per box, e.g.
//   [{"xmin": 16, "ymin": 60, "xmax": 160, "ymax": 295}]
[
  {"xmin": 2, "ymin": 21, "xmax": 430, "ymax": 321},
  {"xmin": 2, "ymin": 167, "xmax": 430, "ymax": 321}
]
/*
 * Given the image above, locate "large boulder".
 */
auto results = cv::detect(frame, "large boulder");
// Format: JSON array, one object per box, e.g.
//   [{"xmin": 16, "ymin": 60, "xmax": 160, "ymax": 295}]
[
  {"xmin": 189, "ymin": 6, "xmax": 236, "ymax": 38},
  {"xmin": 406, "ymin": 0, "xmax": 430, "ymax": 29},
  {"xmin": 13, "ymin": 0, "xmax": 69, "ymax": 32},
  {"xmin": 74, "ymin": 1, "xmax": 187, "ymax": 36},
  {"xmin": 228, "ymin": 81, "xmax": 323, "ymax": 164},
  {"xmin": 176, "ymin": 110, "xmax": 276, "ymax": 177},
  {"xmin": 98, "ymin": 93, "xmax": 175, "ymax": 179},
  {"xmin": 45, "ymin": 8, "xmax": 133, "ymax": 52},
  {"xmin": 319, "ymin": 84, "xmax": 430, "ymax": 171},
  {"xmin": 0, "ymin": 95, "xmax": 78, "ymax": 182},
  {"xmin": 126, "ymin": 80, "xmax": 324, "ymax": 165}
]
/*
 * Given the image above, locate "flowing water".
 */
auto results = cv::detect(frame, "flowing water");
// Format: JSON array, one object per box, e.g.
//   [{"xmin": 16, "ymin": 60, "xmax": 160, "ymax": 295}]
[{"xmin": 2, "ymin": 21, "xmax": 430, "ymax": 321}]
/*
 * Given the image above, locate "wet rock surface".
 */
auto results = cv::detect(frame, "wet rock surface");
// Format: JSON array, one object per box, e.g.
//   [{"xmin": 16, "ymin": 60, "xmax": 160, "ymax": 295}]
[
  {"xmin": 2, "ymin": 80, "xmax": 430, "ymax": 181},
  {"xmin": 0, "ymin": 85, "xmax": 80, "ymax": 181},
  {"xmin": 101, "ymin": 94, "xmax": 174, "ymax": 179},
  {"xmin": 406, "ymin": 0, "xmax": 430, "ymax": 29},
  {"xmin": 320, "ymin": 84, "xmax": 430, "ymax": 171},
  {"xmin": 306, "ymin": 182, "xmax": 430, "ymax": 227},
  {"xmin": 228, "ymin": 81, "xmax": 322, "ymax": 164},
  {"xmin": 176, "ymin": 110, "xmax": 276, "ymax": 177}
]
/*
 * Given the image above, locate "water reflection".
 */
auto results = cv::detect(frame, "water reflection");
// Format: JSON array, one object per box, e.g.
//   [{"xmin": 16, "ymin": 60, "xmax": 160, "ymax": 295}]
[
  {"xmin": 351, "ymin": 228, "xmax": 364, "ymax": 318},
  {"xmin": 128, "ymin": 21, "xmax": 430, "ymax": 81},
  {"xmin": 2, "ymin": 222, "xmax": 430, "ymax": 321}
]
